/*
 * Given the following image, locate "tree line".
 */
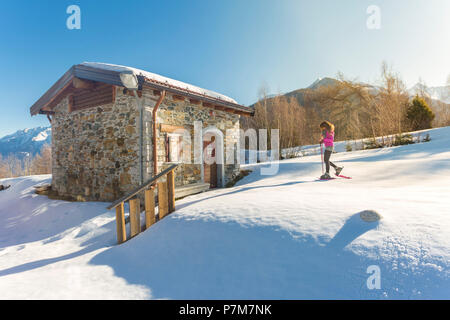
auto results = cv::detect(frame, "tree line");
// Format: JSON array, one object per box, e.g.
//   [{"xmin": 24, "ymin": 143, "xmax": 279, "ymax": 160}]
[
  {"xmin": 242, "ymin": 63, "xmax": 448, "ymax": 151},
  {"xmin": 0, "ymin": 145, "xmax": 52, "ymax": 179}
]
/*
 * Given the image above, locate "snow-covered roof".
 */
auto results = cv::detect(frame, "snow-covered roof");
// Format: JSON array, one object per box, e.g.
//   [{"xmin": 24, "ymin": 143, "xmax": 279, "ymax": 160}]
[
  {"xmin": 30, "ymin": 62, "xmax": 253, "ymax": 116},
  {"xmin": 80, "ymin": 62, "xmax": 238, "ymax": 104}
]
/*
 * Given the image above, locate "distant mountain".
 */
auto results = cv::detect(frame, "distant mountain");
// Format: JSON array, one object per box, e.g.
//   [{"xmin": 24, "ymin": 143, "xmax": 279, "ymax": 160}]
[
  {"xmin": 408, "ymin": 83, "xmax": 450, "ymax": 104},
  {"xmin": 306, "ymin": 77, "xmax": 340, "ymax": 90},
  {"xmin": 0, "ymin": 126, "xmax": 51, "ymax": 158},
  {"xmin": 252, "ymin": 77, "xmax": 449, "ymax": 108},
  {"xmin": 251, "ymin": 77, "xmax": 342, "ymax": 108}
]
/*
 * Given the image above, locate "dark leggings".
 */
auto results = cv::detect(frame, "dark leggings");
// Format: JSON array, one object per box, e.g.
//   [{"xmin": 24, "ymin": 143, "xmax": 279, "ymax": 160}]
[{"xmin": 324, "ymin": 150, "xmax": 337, "ymax": 173}]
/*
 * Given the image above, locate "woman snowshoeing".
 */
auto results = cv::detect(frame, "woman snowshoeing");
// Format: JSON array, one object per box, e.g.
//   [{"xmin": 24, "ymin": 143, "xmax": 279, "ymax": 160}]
[{"xmin": 319, "ymin": 121, "xmax": 343, "ymax": 180}]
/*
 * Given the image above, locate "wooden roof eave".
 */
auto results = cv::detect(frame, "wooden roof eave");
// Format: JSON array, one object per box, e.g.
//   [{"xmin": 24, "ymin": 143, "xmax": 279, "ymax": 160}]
[
  {"xmin": 30, "ymin": 66, "xmax": 75, "ymax": 116},
  {"xmin": 30, "ymin": 64, "xmax": 126, "ymax": 116}
]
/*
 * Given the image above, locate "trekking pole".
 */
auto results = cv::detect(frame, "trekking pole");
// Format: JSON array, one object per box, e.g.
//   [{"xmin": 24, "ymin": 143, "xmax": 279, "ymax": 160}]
[{"xmin": 320, "ymin": 143, "xmax": 324, "ymax": 174}]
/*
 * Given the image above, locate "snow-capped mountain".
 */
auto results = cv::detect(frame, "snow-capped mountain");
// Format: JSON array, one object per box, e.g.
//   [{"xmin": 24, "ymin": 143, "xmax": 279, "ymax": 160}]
[
  {"xmin": 408, "ymin": 83, "xmax": 450, "ymax": 104},
  {"xmin": 0, "ymin": 126, "xmax": 51, "ymax": 158}
]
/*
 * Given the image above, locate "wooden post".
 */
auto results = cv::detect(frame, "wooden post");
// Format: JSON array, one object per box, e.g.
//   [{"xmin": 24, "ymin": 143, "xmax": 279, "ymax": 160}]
[
  {"xmin": 158, "ymin": 181, "xmax": 169, "ymax": 219},
  {"xmin": 129, "ymin": 198, "xmax": 141, "ymax": 238},
  {"xmin": 145, "ymin": 189, "xmax": 156, "ymax": 229},
  {"xmin": 167, "ymin": 170, "xmax": 175, "ymax": 213},
  {"xmin": 115, "ymin": 202, "xmax": 126, "ymax": 244}
]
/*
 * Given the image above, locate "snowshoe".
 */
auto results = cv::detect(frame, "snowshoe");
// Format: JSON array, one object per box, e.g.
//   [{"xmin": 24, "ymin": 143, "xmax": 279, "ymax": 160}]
[
  {"xmin": 320, "ymin": 173, "xmax": 331, "ymax": 180},
  {"xmin": 335, "ymin": 166, "xmax": 343, "ymax": 176}
]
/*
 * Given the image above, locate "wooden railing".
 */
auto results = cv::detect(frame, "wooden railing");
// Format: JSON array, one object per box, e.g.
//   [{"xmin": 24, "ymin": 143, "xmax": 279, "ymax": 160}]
[{"xmin": 107, "ymin": 164, "xmax": 178, "ymax": 244}]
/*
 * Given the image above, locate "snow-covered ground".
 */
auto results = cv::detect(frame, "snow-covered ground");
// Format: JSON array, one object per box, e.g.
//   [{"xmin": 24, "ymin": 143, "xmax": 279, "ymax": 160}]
[{"xmin": 1, "ymin": 127, "xmax": 449, "ymax": 299}]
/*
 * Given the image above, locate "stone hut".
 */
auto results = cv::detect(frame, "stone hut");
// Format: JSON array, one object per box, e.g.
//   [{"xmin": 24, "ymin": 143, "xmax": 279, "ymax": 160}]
[{"xmin": 30, "ymin": 62, "xmax": 254, "ymax": 202}]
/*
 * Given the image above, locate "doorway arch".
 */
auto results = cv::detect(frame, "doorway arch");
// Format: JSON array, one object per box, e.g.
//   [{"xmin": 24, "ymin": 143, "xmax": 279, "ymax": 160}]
[{"xmin": 202, "ymin": 126, "xmax": 225, "ymax": 188}]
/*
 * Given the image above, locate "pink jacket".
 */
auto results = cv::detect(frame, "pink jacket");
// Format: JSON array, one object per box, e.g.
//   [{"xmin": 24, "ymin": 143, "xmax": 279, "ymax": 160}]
[{"xmin": 323, "ymin": 130, "xmax": 334, "ymax": 147}]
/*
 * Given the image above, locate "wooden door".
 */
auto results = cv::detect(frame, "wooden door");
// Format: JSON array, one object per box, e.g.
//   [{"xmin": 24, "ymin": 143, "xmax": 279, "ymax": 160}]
[{"xmin": 203, "ymin": 138, "xmax": 217, "ymax": 188}]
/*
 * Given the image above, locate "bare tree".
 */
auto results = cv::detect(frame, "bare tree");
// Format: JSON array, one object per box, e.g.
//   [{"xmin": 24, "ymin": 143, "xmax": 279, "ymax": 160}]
[
  {"xmin": 413, "ymin": 77, "xmax": 429, "ymax": 98},
  {"xmin": 0, "ymin": 155, "xmax": 8, "ymax": 178},
  {"xmin": 31, "ymin": 145, "xmax": 52, "ymax": 175},
  {"xmin": 305, "ymin": 73, "xmax": 373, "ymax": 141},
  {"xmin": 22, "ymin": 154, "xmax": 33, "ymax": 176},
  {"xmin": 369, "ymin": 62, "xmax": 410, "ymax": 144},
  {"xmin": 242, "ymin": 84, "xmax": 309, "ymax": 151},
  {"xmin": 431, "ymin": 100, "xmax": 450, "ymax": 127},
  {"xmin": 0, "ymin": 145, "xmax": 52, "ymax": 179},
  {"xmin": 2, "ymin": 154, "xmax": 22, "ymax": 178},
  {"xmin": 241, "ymin": 84, "xmax": 272, "ymax": 148},
  {"xmin": 271, "ymin": 95, "xmax": 307, "ymax": 150}
]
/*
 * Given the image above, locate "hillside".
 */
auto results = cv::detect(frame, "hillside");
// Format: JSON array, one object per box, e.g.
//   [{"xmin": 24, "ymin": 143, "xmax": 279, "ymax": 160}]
[
  {"xmin": 250, "ymin": 77, "xmax": 449, "ymax": 111},
  {"xmin": 246, "ymin": 78, "xmax": 449, "ymax": 143},
  {"xmin": 0, "ymin": 126, "xmax": 449, "ymax": 299},
  {"xmin": 284, "ymin": 77, "xmax": 340, "ymax": 106},
  {"xmin": 251, "ymin": 77, "xmax": 340, "ymax": 107},
  {"xmin": 0, "ymin": 127, "xmax": 51, "ymax": 158}
]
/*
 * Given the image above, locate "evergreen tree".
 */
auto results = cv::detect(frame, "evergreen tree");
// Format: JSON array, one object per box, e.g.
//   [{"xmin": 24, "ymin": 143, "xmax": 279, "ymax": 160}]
[{"xmin": 406, "ymin": 96, "xmax": 435, "ymax": 130}]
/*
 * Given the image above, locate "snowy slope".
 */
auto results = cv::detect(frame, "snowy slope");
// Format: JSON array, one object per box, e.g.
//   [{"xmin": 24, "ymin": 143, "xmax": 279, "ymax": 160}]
[
  {"xmin": 0, "ymin": 127, "xmax": 449, "ymax": 299},
  {"xmin": 0, "ymin": 126, "xmax": 51, "ymax": 158}
]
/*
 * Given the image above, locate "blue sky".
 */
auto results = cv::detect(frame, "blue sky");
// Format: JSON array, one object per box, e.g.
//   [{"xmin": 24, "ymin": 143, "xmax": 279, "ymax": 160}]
[{"xmin": 0, "ymin": 0, "xmax": 449, "ymax": 137}]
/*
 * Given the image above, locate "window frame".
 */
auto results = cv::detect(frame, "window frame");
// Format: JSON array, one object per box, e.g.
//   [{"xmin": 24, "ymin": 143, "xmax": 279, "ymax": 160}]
[{"xmin": 166, "ymin": 132, "xmax": 184, "ymax": 163}]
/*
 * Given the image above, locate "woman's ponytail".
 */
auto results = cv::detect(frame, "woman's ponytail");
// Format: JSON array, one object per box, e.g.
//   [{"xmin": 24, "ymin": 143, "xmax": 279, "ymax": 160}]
[{"xmin": 320, "ymin": 121, "xmax": 334, "ymax": 132}]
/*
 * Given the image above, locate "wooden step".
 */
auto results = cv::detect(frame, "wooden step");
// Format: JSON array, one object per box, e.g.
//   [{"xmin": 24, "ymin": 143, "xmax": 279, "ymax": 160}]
[{"xmin": 175, "ymin": 183, "xmax": 210, "ymax": 199}]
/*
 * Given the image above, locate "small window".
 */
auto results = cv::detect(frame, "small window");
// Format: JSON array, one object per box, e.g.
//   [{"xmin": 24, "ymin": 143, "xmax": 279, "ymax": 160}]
[{"xmin": 166, "ymin": 133, "xmax": 183, "ymax": 163}]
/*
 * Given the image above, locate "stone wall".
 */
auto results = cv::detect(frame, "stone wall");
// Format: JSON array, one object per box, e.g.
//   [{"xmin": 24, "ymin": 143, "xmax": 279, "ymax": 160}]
[
  {"xmin": 51, "ymin": 86, "xmax": 241, "ymax": 202},
  {"xmin": 51, "ymin": 88, "xmax": 140, "ymax": 201},
  {"xmin": 141, "ymin": 88, "xmax": 241, "ymax": 188}
]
